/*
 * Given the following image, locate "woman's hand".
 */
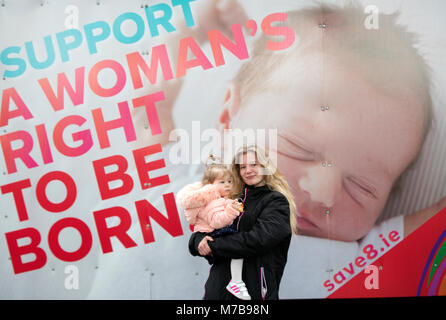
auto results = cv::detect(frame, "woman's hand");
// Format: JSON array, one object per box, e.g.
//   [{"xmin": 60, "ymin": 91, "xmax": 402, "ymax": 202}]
[{"xmin": 198, "ymin": 236, "xmax": 214, "ymax": 256}]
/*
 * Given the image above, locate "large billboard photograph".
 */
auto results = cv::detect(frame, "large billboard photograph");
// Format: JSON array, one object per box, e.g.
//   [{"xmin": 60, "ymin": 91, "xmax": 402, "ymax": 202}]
[{"xmin": 1, "ymin": 0, "xmax": 445, "ymax": 303}]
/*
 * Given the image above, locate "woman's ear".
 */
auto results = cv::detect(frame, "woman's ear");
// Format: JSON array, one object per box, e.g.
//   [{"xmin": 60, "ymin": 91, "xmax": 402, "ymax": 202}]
[{"xmin": 219, "ymin": 83, "xmax": 241, "ymax": 130}]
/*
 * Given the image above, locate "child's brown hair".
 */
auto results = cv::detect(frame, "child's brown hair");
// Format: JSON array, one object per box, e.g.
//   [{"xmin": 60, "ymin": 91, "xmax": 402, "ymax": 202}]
[{"xmin": 201, "ymin": 154, "xmax": 233, "ymax": 185}]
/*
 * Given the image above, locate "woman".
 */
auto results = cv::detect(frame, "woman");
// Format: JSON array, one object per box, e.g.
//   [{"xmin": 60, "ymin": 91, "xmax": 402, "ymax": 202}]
[{"xmin": 188, "ymin": 145, "xmax": 296, "ymax": 300}]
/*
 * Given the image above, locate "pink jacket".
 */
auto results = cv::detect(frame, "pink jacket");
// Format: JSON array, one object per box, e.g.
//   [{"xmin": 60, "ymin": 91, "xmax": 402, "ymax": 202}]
[{"xmin": 176, "ymin": 181, "xmax": 240, "ymax": 233}]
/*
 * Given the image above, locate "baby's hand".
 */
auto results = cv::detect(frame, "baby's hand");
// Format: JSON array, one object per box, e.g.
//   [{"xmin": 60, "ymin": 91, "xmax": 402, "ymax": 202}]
[
  {"xmin": 437, "ymin": 195, "xmax": 446, "ymax": 210},
  {"xmin": 231, "ymin": 199, "xmax": 243, "ymax": 212},
  {"xmin": 230, "ymin": 200, "xmax": 240, "ymax": 212},
  {"xmin": 237, "ymin": 201, "xmax": 244, "ymax": 212},
  {"xmin": 181, "ymin": 0, "xmax": 249, "ymax": 44}
]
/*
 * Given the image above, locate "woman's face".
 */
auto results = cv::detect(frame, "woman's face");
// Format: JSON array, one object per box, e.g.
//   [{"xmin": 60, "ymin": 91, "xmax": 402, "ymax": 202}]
[
  {"xmin": 239, "ymin": 152, "xmax": 266, "ymax": 187},
  {"xmin": 226, "ymin": 56, "xmax": 425, "ymax": 241}
]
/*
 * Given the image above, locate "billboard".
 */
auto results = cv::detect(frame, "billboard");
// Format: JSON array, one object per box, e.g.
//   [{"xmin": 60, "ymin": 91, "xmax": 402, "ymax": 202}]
[{"xmin": 1, "ymin": 0, "xmax": 445, "ymax": 300}]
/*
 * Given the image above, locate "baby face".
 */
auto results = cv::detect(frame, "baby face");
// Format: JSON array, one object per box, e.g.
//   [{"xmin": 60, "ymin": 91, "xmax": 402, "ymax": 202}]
[
  {"xmin": 229, "ymin": 55, "xmax": 425, "ymax": 241},
  {"xmin": 212, "ymin": 172, "xmax": 233, "ymax": 198}
]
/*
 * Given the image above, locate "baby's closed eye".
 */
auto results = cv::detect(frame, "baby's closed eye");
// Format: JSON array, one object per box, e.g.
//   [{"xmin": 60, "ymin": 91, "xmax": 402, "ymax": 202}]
[
  {"xmin": 278, "ymin": 133, "xmax": 317, "ymax": 161},
  {"xmin": 343, "ymin": 176, "xmax": 378, "ymax": 203}
]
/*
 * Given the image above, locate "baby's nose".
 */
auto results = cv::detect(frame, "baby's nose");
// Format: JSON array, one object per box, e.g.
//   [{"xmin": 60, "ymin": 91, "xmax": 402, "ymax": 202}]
[{"xmin": 298, "ymin": 162, "xmax": 341, "ymax": 208}]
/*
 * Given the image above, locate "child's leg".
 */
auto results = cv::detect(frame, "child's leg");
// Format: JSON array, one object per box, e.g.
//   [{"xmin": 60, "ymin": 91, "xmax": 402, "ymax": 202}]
[
  {"xmin": 230, "ymin": 258, "xmax": 243, "ymax": 283},
  {"xmin": 227, "ymin": 258, "xmax": 251, "ymax": 300}
]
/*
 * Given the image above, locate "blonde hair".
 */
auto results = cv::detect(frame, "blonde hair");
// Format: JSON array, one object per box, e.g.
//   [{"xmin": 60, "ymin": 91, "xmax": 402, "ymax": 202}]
[
  {"xmin": 230, "ymin": 145, "xmax": 298, "ymax": 233},
  {"xmin": 201, "ymin": 154, "xmax": 233, "ymax": 186}
]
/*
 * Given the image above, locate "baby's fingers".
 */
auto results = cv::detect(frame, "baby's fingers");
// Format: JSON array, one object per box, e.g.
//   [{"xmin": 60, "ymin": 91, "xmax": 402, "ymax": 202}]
[{"xmin": 216, "ymin": 0, "xmax": 249, "ymax": 33}]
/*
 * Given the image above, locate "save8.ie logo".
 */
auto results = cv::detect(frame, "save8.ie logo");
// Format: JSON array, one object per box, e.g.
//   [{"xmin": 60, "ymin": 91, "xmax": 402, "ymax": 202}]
[{"xmin": 417, "ymin": 228, "xmax": 446, "ymax": 296}]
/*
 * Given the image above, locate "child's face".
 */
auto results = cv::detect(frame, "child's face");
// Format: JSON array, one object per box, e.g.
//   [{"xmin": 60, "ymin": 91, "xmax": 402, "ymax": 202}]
[
  {"xmin": 228, "ymin": 55, "xmax": 425, "ymax": 241},
  {"xmin": 213, "ymin": 172, "xmax": 233, "ymax": 198}
]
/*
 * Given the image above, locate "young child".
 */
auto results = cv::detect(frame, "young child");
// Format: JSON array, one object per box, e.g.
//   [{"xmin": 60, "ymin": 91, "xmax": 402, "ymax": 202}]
[{"xmin": 177, "ymin": 155, "xmax": 250, "ymax": 300}]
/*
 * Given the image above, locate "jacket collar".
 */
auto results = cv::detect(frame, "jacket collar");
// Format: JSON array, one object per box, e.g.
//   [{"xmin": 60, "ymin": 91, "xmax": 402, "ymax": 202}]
[
  {"xmin": 246, "ymin": 184, "xmax": 269, "ymax": 190},
  {"xmin": 243, "ymin": 184, "xmax": 270, "ymax": 200}
]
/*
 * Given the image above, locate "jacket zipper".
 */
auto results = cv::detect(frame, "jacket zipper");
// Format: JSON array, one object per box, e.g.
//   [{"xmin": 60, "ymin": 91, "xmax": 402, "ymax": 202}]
[
  {"xmin": 260, "ymin": 266, "xmax": 267, "ymax": 300},
  {"xmin": 236, "ymin": 187, "xmax": 248, "ymax": 231}
]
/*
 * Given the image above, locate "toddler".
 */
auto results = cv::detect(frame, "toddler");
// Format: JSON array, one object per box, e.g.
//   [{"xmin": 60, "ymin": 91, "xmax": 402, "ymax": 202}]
[{"xmin": 177, "ymin": 155, "xmax": 250, "ymax": 300}]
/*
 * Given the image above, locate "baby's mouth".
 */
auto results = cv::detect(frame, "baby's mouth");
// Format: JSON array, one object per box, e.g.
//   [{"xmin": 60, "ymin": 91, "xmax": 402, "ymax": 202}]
[{"xmin": 296, "ymin": 209, "xmax": 320, "ymax": 230}]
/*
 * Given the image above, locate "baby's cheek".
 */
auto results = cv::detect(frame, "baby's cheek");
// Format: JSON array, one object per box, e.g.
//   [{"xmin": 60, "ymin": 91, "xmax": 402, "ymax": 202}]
[
  {"xmin": 326, "ymin": 194, "xmax": 367, "ymax": 241},
  {"xmin": 341, "ymin": 209, "xmax": 377, "ymax": 241},
  {"xmin": 277, "ymin": 155, "xmax": 302, "ymax": 185}
]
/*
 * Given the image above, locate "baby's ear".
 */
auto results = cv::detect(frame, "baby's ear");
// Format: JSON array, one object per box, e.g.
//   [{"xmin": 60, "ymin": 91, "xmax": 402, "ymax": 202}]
[{"xmin": 219, "ymin": 83, "xmax": 241, "ymax": 130}]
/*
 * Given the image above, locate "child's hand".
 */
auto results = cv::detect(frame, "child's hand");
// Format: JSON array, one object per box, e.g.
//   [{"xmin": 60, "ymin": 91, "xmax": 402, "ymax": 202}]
[
  {"xmin": 234, "ymin": 200, "xmax": 243, "ymax": 212},
  {"xmin": 230, "ymin": 200, "xmax": 240, "ymax": 211},
  {"xmin": 177, "ymin": 0, "xmax": 249, "ymax": 44},
  {"xmin": 237, "ymin": 200, "xmax": 244, "ymax": 212}
]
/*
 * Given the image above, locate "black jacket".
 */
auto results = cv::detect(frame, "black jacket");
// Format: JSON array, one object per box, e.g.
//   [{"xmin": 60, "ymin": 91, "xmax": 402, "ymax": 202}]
[{"xmin": 189, "ymin": 184, "xmax": 292, "ymax": 300}]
